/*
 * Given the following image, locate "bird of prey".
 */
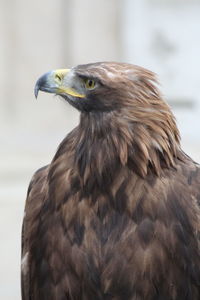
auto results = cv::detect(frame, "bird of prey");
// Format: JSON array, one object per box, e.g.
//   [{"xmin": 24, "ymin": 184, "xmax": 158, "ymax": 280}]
[{"xmin": 21, "ymin": 62, "xmax": 200, "ymax": 300}]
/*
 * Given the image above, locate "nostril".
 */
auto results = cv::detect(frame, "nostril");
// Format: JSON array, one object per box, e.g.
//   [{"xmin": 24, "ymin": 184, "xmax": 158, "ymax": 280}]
[{"xmin": 55, "ymin": 74, "xmax": 62, "ymax": 83}]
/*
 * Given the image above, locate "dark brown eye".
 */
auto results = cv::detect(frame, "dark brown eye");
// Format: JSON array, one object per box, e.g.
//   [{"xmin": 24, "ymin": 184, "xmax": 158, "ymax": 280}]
[{"xmin": 84, "ymin": 79, "xmax": 96, "ymax": 90}]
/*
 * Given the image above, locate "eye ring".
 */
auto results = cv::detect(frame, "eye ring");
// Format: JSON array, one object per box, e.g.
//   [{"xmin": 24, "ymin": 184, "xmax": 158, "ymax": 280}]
[{"xmin": 84, "ymin": 79, "xmax": 96, "ymax": 90}]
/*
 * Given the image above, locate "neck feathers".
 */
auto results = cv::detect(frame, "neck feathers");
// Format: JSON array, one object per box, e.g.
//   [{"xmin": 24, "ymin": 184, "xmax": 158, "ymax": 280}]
[
  {"xmin": 77, "ymin": 108, "xmax": 181, "ymax": 178},
  {"xmin": 51, "ymin": 107, "xmax": 181, "ymax": 187}
]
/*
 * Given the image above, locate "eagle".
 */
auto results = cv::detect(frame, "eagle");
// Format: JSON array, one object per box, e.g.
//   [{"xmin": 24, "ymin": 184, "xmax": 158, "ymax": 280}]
[{"xmin": 21, "ymin": 62, "xmax": 200, "ymax": 300}]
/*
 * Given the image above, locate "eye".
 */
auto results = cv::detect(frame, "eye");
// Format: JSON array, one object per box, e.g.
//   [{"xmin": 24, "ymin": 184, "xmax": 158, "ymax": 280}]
[{"xmin": 84, "ymin": 79, "xmax": 96, "ymax": 90}]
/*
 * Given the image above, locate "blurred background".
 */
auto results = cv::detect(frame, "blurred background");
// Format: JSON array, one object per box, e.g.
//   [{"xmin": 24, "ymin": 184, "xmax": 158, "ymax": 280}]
[{"xmin": 1, "ymin": 0, "xmax": 200, "ymax": 298}]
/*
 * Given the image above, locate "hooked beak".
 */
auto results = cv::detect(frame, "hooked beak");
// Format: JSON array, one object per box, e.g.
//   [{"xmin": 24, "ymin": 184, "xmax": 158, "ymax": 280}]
[{"xmin": 34, "ymin": 69, "xmax": 85, "ymax": 99}]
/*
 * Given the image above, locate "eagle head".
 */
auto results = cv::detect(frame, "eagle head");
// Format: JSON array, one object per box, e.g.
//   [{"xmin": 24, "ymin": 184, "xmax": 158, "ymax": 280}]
[{"xmin": 35, "ymin": 62, "xmax": 163, "ymax": 113}]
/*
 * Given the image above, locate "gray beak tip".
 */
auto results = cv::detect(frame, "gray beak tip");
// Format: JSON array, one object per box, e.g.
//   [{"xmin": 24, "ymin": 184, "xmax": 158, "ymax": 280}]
[{"xmin": 34, "ymin": 85, "xmax": 39, "ymax": 99}]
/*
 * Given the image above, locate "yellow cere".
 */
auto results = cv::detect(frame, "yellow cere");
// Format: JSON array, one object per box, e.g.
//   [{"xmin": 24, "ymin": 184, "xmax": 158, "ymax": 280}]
[
  {"xmin": 54, "ymin": 69, "xmax": 85, "ymax": 98},
  {"xmin": 55, "ymin": 69, "xmax": 70, "ymax": 77},
  {"xmin": 54, "ymin": 69, "xmax": 70, "ymax": 84}
]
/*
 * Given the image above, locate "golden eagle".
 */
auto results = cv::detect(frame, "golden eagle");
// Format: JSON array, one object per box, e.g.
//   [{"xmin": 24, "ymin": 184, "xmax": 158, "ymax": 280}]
[{"xmin": 21, "ymin": 62, "xmax": 200, "ymax": 300}]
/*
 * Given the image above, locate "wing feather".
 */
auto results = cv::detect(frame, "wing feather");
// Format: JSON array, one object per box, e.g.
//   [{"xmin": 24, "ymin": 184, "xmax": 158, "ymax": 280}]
[{"xmin": 21, "ymin": 165, "xmax": 49, "ymax": 300}]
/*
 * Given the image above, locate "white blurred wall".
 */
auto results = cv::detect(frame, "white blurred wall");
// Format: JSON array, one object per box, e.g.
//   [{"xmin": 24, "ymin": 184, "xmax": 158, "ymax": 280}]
[{"xmin": 0, "ymin": 0, "xmax": 200, "ymax": 299}]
